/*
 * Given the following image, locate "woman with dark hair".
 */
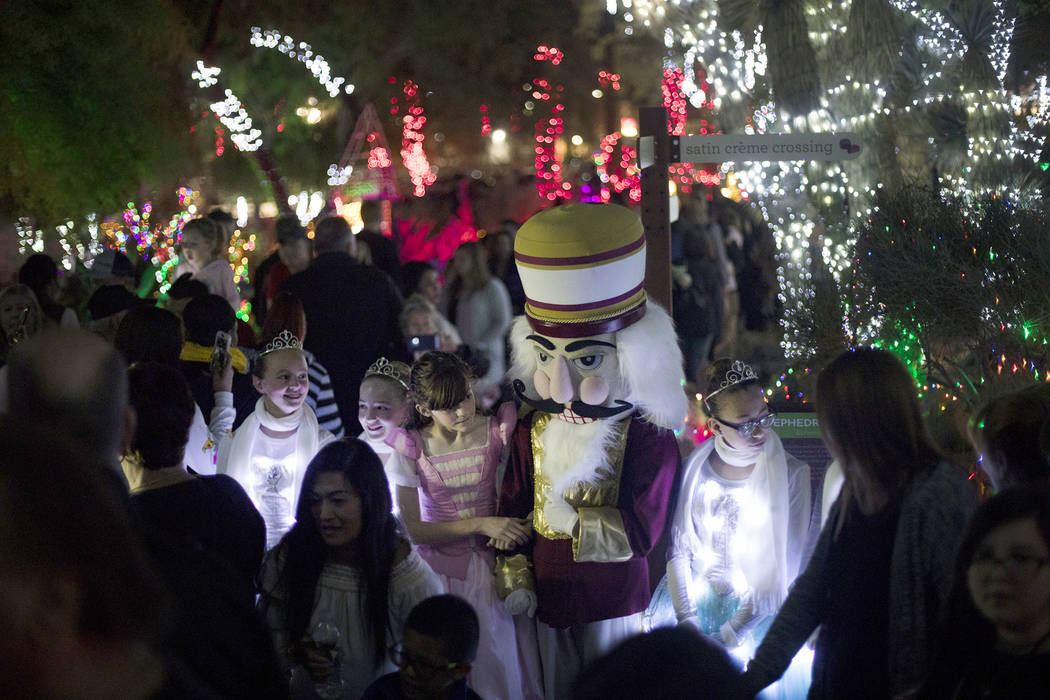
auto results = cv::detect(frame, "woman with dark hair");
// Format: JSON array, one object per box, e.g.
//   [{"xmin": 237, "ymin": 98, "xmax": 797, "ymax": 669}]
[
  {"xmin": 260, "ymin": 438, "xmax": 443, "ymax": 699},
  {"xmin": 969, "ymin": 384, "xmax": 1050, "ymax": 491},
  {"xmin": 649, "ymin": 358, "xmax": 815, "ymax": 697},
  {"xmin": 443, "ymin": 241, "xmax": 512, "ymax": 407},
  {"xmin": 258, "ymin": 292, "xmax": 344, "ymax": 438},
  {"xmin": 401, "ymin": 261, "xmax": 443, "ymax": 306},
  {"xmin": 921, "ymin": 487, "xmax": 1050, "ymax": 698},
  {"xmin": 739, "ymin": 348, "xmax": 978, "ymax": 699},
  {"xmin": 115, "ymin": 305, "xmax": 235, "ymax": 476},
  {"xmin": 122, "ymin": 362, "xmax": 281, "ymax": 698}
]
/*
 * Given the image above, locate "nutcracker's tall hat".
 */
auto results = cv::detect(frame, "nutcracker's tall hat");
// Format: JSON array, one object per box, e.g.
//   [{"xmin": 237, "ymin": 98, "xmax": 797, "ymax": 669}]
[{"xmin": 514, "ymin": 204, "xmax": 647, "ymax": 338}]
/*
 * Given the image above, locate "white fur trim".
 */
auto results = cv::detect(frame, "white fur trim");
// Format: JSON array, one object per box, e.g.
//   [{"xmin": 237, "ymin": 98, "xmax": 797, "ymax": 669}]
[{"xmin": 537, "ymin": 415, "xmax": 626, "ymax": 496}]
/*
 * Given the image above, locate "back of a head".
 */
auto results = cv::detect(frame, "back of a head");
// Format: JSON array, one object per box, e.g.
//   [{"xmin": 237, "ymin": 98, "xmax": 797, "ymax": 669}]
[
  {"xmin": 573, "ymin": 627, "xmax": 739, "ymax": 700},
  {"xmin": 360, "ymin": 199, "xmax": 382, "ymax": 230},
  {"xmin": 275, "ymin": 215, "xmax": 306, "ymax": 245},
  {"xmin": 182, "ymin": 294, "xmax": 235, "ymax": 346},
  {"xmin": 169, "ymin": 273, "xmax": 209, "ymax": 301},
  {"xmin": 8, "ymin": 328, "xmax": 129, "ymax": 461},
  {"xmin": 313, "ymin": 216, "xmax": 353, "ymax": 255},
  {"xmin": 405, "ymin": 594, "xmax": 480, "ymax": 665},
  {"xmin": 128, "ymin": 362, "xmax": 195, "ymax": 470},
  {"xmin": 115, "ymin": 305, "xmax": 183, "ymax": 367},
  {"xmin": 207, "ymin": 208, "xmax": 235, "ymax": 237},
  {"xmin": 401, "ymin": 260, "xmax": 436, "ymax": 298},
  {"xmin": 261, "ymin": 292, "xmax": 307, "ymax": 344},
  {"xmin": 973, "ymin": 384, "xmax": 1050, "ymax": 488},
  {"xmin": 18, "ymin": 253, "xmax": 59, "ymax": 295},
  {"xmin": 817, "ymin": 348, "xmax": 938, "ymax": 493},
  {"xmin": 0, "ymin": 418, "xmax": 164, "ymax": 680}
]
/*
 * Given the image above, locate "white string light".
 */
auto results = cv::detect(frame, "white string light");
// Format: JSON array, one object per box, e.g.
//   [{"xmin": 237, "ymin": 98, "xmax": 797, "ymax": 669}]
[
  {"xmin": 249, "ymin": 28, "xmax": 355, "ymax": 98},
  {"xmin": 618, "ymin": 0, "xmax": 1047, "ymax": 359}
]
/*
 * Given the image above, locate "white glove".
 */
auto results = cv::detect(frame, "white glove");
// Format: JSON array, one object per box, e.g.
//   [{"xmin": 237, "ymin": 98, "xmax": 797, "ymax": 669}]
[
  {"xmin": 543, "ymin": 494, "xmax": 579, "ymax": 536},
  {"xmin": 666, "ymin": 556, "xmax": 695, "ymax": 624},
  {"xmin": 504, "ymin": 588, "xmax": 538, "ymax": 617},
  {"xmin": 719, "ymin": 620, "xmax": 741, "ymax": 648}
]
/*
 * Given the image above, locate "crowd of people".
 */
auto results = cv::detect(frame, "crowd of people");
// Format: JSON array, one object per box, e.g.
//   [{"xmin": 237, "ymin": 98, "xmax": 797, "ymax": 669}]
[{"xmin": 1, "ymin": 200, "xmax": 1049, "ymax": 700}]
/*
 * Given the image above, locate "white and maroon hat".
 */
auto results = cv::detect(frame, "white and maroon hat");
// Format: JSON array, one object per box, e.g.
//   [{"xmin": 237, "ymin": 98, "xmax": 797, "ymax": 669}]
[{"xmin": 513, "ymin": 203, "xmax": 647, "ymax": 338}]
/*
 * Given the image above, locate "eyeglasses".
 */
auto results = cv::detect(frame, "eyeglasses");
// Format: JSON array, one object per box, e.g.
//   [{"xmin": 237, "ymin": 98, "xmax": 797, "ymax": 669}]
[
  {"xmin": 715, "ymin": 411, "xmax": 777, "ymax": 438},
  {"xmin": 970, "ymin": 551, "xmax": 1050, "ymax": 579},
  {"xmin": 389, "ymin": 643, "xmax": 459, "ymax": 678}
]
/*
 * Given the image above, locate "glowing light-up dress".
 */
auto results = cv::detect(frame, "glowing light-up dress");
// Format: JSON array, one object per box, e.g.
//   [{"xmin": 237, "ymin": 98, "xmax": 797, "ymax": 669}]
[{"xmin": 646, "ymin": 435, "xmax": 816, "ymax": 700}]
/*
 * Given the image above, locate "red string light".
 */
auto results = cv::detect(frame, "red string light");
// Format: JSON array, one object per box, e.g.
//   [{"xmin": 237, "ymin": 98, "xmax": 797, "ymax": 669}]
[
  {"xmin": 400, "ymin": 79, "xmax": 435, "ymax": 197},
  {"xmin": 532, "ymin": 46, "xmax": 570, "ymax": 202}
]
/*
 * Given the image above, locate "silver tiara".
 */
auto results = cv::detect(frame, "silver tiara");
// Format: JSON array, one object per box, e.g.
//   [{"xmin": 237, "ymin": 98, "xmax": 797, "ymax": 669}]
[
  {"xmin": 705, "ymin": 361, "xmax": 758, "ymax": 404},
  {"xmin": 364, "ymin": 357, "xmax": 410, "ymax": 390},
  {"xmin": 260, "ymin": 329, "xmax": 303, "ymax": 356}
]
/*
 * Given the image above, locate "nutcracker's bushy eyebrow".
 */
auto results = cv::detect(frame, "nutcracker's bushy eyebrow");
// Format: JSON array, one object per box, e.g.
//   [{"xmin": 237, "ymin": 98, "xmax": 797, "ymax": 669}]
[
  {"xmin": 564, "ymin": 340, "xmax": 616, "ymax": 353},
  {"xmin": 526, "ymin": 334, "xmax": 556, "ymax": 350}
]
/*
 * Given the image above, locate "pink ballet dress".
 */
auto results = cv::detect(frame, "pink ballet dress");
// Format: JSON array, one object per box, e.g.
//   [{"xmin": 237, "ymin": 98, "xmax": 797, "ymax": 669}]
[{"xmin": 388, "ymin": 403, "xmax": 543, "ymax": 700}]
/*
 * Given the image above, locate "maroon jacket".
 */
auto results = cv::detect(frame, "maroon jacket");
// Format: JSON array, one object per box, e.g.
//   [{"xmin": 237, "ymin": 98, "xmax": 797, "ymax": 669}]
[{"xmin": 499, "ymin": 412, "xmax": 681, "ymax": 628}]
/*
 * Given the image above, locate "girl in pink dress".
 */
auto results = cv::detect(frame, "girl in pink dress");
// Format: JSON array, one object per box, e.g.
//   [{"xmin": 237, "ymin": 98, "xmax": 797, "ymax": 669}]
[{"xmin": 388, "ymin": 351, "xmax": 542, "ymax": 700}]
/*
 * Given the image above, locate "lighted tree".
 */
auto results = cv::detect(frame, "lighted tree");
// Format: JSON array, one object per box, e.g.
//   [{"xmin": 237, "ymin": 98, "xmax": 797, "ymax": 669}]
[{"xmin": 615, "ymin": 0, "xmax": 1049, "ymax": 405}]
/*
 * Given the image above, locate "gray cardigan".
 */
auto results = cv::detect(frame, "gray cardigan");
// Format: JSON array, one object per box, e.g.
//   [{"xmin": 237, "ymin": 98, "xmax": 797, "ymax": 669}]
[{"xmin": 741, "ymin": 461, "xmax": 978, "ymax": 699}]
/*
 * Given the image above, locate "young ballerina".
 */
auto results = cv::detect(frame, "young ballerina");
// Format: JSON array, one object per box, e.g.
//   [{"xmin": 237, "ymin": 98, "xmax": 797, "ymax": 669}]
[
  {"xmin": 387, "ymin": 351, "xmax": 540, "ymax": 700},
  {"xmin": 650, "ymin": 358, "xmax": 817, "ymax": 699},
  {"xmin": 176, "ymin": 217, "xmax": 241, "ymax": 312},
  {"xmin": 218, "ymin": 330, "xmax": 335, "ymax": 549}
]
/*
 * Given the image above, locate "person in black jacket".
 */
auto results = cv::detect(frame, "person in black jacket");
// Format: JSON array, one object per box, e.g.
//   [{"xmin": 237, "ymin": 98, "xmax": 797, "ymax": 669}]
[{"xmin": 281, "ymin": 216, "xmax": 407, "ymax": 435}]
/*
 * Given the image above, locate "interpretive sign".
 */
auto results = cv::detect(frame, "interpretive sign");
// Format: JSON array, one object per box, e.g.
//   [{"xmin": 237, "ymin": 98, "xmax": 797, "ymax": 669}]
[{"xmin": 772, "ymin": 411, "xmax": 832, "ymax": 505}]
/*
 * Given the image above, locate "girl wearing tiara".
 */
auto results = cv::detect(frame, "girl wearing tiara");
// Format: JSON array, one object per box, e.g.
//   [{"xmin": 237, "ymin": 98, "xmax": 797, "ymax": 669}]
[
  {"xmin": 649, "ymin": 358, "xmax": 817, "ymax": 698},
  {"xmin": 387, "ymin": 351, "xmax": 541, "ymax": 700},
  {"xmin": 358, "ymin": 357, "xmax": 412, "ymax": 512},
  {"xmin": 357, "ymin": 358, "xmax": 412, "ymax": 471},
  {"xmin": 219, "ymin": 330, "xmax": 335, "ymax": 549}
]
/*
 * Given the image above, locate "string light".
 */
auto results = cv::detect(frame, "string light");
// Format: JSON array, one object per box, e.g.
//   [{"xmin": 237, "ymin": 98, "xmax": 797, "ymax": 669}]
[
  {"xmin": 617, "ymin": 0, "xmax": 1046, "ymax": 370},
  {"xmin": 249, "ymin": 28, "xmax": 355, "ymax": 98},
  {"xmin": 531, "ymin": 45, "xmax": 571, "ymax": 201},
  {"xmin": 192, "ymin": 61, "xmax": 262, "ymax": 152},
  {"xmin": 399, "ymin": 79, "xmax": 436, "ymax": 197}
]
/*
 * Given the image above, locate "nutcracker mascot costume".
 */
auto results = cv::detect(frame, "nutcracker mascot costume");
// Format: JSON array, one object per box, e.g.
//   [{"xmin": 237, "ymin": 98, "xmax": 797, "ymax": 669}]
[{"xmin": 496, "ymin": 203, "xmax": 687, "ymax": 698}]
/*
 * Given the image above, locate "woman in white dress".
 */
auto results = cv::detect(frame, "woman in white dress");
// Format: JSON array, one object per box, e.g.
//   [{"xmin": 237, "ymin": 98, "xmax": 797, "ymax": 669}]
[
  {"xmin": 260, "ymin": 439, "xmax": 443, "ymax": 699},
  {"xmin": 218, "ymin": 330, "xmax": 334, "ymax": 549}
]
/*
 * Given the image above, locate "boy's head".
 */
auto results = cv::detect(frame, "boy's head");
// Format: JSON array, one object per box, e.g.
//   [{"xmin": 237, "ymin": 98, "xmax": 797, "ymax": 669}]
[{"xmin": 397, "ymin": 595, "xmax": 478, "ymax": 699}]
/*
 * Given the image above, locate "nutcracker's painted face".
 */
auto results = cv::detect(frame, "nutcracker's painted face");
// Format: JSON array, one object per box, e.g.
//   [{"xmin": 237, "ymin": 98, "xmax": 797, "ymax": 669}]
[{"xmin": 513, "ymin": 332, "xmax": 633, "ymax": 423}]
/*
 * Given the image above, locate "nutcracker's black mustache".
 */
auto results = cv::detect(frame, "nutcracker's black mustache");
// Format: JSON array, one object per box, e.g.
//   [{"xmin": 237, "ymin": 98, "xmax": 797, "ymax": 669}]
[{"xmin": 512, "ymin": 379, "xmax": 633, "ymax": 419}]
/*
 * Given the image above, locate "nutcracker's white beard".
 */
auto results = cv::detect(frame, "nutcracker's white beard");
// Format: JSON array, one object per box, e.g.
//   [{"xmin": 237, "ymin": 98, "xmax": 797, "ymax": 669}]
[{"xmin": 537, "ymin": 413, "xmax": 627, "ymax": 496}]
